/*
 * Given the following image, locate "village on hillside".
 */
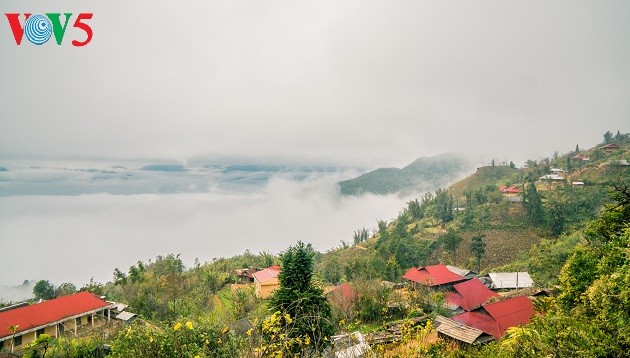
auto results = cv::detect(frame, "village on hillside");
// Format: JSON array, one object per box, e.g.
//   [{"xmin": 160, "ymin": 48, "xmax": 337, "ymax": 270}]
[{"xmin": 0, "ymin": 133, "xmax": 628, "ymax": 357}]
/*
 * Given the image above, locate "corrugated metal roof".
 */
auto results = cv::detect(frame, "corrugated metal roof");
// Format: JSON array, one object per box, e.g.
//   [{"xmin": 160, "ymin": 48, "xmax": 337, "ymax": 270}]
[
  {"xmin": 446, "ymin": 278, "xmax": 499, "ymax": 311},
  {"xmin": 445, "ymin": 265, "xmax": 472, "ymax": 277},
  {"xmin": 0, "ymin": 291, "xmax": 111, "ymax": 340},
  {"xmin": 115, "ymin": 311, "xmax": 137, "ymax": 322},
  {"xmin": 450, "ymin": 311, "xmax": 501, "ymax": 339},
  {"xmin": 488, "ymin": 272, "xmax": 534, "ymax": 289},
  {"xmin": 483, "ymin": 296, "xmax": 534, "ymax": 337},
  {"xmin": 402, "ymin": 265, "xmax": 465, "ymax": 286},
  {"xmin": 253, "ymin": 266, "xmax": 281, "ymax": 284},
  {"xmin": 434, "ymin": 315, "xmax": 488, "ymax": 344}
]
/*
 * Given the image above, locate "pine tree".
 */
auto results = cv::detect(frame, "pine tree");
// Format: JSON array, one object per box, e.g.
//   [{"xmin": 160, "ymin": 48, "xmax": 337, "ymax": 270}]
[
  {"xmin": 470, "ymin": 235, "xmax": 486, "ymax": 273},
  {"xmin": 270, "ymin": 241, "xmax": 334, "ymax": 353},
  {"xmin": 523, "ymin": 181, "xmax": 544, "ymax": 224}
]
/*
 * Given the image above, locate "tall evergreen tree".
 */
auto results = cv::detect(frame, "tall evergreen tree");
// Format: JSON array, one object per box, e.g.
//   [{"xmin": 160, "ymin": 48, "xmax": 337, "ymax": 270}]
[
  {"xmin": 270, "ymin": 241, "xmax": 334, "ymax": 353},
  {"xmin": 470, "ymin": 235, "xmax": 486, "ymax": 273},
  {"xmin": 523, "ymin": 181, "xmax": 544, "ymax": 224}
]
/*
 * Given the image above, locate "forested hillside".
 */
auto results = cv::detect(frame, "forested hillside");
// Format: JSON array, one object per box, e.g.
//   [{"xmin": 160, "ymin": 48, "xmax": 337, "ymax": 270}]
[
  {"xmin": 5, "ymin": 131, "xmax": 630, "ymax": 357},
  {"xmin": 338, "ymin": 153, "xmax": 472, "ymax": 196}
]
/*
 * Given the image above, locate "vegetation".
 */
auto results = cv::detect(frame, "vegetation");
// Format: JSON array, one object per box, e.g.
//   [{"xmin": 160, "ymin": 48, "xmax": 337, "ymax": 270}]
[
  {"xmin": 268, "ymin": 241, "xmax": 334, "ymax": 355},
  {"xmin": 4, "ymin": 131, "xmax": 630, "ymax": 357},
  {"xmin": 338, "ymin": 153, "xmax": 471, "ymax": 195}
]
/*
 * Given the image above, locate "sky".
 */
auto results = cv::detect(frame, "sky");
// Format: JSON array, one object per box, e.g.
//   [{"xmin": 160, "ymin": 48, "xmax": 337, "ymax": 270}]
[
  {"xmin": 1, "ymin": 0, "xmax": 629, "ymax": 167},
  {"xmin": 1, "ymin": 1, "xmax": 630, "ymax": 295}
]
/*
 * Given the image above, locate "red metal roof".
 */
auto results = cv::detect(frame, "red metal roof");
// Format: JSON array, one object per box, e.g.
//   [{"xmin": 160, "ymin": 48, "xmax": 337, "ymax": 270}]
[
  {"xmin": 446, "ymin": 278, "xmax": 499, "ymax": 311},
  {"xmin": 330, "ymin": 283, "xmax": 356, "ymax": 300},
  {"xmin": 402, "ymin": 265, "xmax": 465, "ymax": 286},
  {"xmin": 253, "ymin": 266, "xmax": 281, "ymax": 284},
  {"xmin": 449, "ymin": 296, "xmax": 534, "ymax": 339},
  {"xmin": 0, "ymin": 291, "xmax": 111, "ymax": 339},
  {"xmin": 450, "ymin": 311, "xmax": 501, "ymax": 339},
  {"xmin": 483, "ymin": 296, "xmax": 534, "ymax": 337}
]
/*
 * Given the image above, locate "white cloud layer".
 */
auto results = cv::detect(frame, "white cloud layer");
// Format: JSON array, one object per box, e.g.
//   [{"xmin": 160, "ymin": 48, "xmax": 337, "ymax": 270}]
[{"xmin": 0, "ymin": 175, "xmax": 408, "ymax": 287}]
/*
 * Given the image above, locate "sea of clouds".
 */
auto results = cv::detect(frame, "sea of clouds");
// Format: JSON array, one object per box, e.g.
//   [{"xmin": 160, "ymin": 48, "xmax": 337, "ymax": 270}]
[{"xmin": 0, "ymin": 160, "xmax": 411, "ymax": 301}]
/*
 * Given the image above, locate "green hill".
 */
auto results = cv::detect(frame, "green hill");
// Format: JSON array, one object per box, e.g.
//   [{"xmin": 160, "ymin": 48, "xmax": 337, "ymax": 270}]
[{"xmin": 338, "ymin": 153, "xmax": 472, "ymax": 195}]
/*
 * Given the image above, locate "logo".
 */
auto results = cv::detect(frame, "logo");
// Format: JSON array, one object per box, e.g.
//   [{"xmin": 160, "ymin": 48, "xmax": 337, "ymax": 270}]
[{"xmin": 5, "ymin": 13, "xmax": 93, "ymax": 46}]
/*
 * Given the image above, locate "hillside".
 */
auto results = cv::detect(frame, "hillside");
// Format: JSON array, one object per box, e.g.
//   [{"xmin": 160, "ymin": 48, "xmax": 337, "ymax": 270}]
[
  {"xmin": 338, "ymin": 153, "xmax": 472, "ymax": 196},
  {"xmin": 319, "ymin": 132, "xmax": 630, "ymax": 285},
  {"xmin": 5, "ymin": 132, "xmax": 629, "ymax": 358}
]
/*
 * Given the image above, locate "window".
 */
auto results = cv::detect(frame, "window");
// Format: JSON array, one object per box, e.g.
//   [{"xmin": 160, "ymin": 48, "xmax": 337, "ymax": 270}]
[
  {"xmin": 14, "ymin": 334, "xmax": 22, "ymax": 346},
  {"xmin": 76, "ymin": 317, "xmax": 82, "ymax": 327},
  {"xmin": 58, "ymin": 323, "xmax": 65, "ymax": 334},
  {"xmin": 36, "ymin": 328, "xmax": 45, "ymax": 337},
  {"xmin": 87, "ymin": 315, "xmax": 93, "ymax": 324}
]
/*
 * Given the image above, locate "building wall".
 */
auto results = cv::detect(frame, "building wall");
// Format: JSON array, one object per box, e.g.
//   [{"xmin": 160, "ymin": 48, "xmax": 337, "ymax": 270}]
[{"xmin": 256, "ymin": 278, "xmax": 280, "ymax": 299}]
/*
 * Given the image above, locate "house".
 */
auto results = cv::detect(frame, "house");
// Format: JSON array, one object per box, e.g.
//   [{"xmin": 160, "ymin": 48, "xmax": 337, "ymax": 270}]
[
  {"xmin": 435, "ymin": 296, "xmax": 535, "ymax": 344},
  {"xmin": 486, "ymin": 272, "xmax": 534, "ymax": 290},
  {"xmin": 434, "ymin": 315, "xmax": 494, "ymax": 345},
  {"xmin": 235, "ymin": 267, "xmax": 259, "ymax": 283},
  {"xmin": 549, "ymin": 168, "xmax": 565, "ymax": 175},
  {"xmin": 327, "ymin": 283, "xmax": 357, "ymax": 311},
  {"xmin": 601, "ymin": 143, "xmax": 621, "ymax": 153},
  {"xmin": 539, "ymin": 174, "xmax": 564, "ymax": 182},
  {"xmin": 446, "ymin": 278, "xmax": 499, "ymax": 312},
  {"xmin": 445, "ymin": 265, "xmax": 477, "ymax": 280},
  {"xmin": 402, "ymin": 264, "xmax": 466, "ymax": 288},
  {"xmin": 253, "ymin": 265, "xmax": 281, "ymax": 298},
  {"xmin": 0, "ymin": 292, "xmax": 113, "ymax": 352},
  {"xmin": 498, "ymin": 186, "xmax": 522, "ymax": 194},
  {"xmin": 572, "ymin": 154, "xmax": 590, "ymax": 162}
]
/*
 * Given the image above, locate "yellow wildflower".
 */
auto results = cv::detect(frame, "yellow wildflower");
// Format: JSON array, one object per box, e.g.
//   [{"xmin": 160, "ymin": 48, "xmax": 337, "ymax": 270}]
[
  {"xmin": 173, "ymin": 322, "xmax": 182, "ymax": 331},
  {"xmin": 185, "ymin": 321, "xmax": 194, "ymax": 330}
]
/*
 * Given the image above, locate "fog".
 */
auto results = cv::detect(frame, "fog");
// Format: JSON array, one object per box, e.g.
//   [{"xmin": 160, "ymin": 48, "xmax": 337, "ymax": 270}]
[
  {"xmin": 1, "ymin": 1, "xmax": 629, "ymax": 166},
  {"xmin": 1, "ymin": 0, "xmax": 629, "ymax": 298},
  {"xmin": 0, "ymin": 173, "xmax": 411, "ymax": 289}
]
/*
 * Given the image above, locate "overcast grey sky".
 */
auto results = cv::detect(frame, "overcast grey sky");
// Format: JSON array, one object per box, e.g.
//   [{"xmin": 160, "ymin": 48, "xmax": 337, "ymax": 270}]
[{"xmin": 1, "ymin": 0, "xmax": 629, "ymax": 167}]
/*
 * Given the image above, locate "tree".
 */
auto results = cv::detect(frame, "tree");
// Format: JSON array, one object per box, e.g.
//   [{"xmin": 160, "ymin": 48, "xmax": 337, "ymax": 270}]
[
  {"xmin": 352, "ymin": 227, "xmax": 370, "ymax": 245},
  {"xmin": 439, "ymin": 231, "xmax": 462, "ymax": 260},
  {"xmin": 269, "ymin": 241, "xmax": 334, "ymax": 354},
  {"xmin": 23, "ymin": 333, "xmax": 54, "ymax": 358},
  {"xmin": 470, "ymin": 235, "xmax": 486, "ymax": 273},
  {"xmin": 54, "ymin": 282, "xmax": 76, "ymax": 297},
  {"xmin": 509, "ymin": 161, "xmax": 516, "ymax": 169},
  {"xmin": 33, "ymin": 280, "xmax": 55, "ymax": 300},
  {"xmin": 575, "ymin": 144, "xmax": 580, "ymax": 153},
  {"xmin": 407, "ymin": 198, "xmax": 423, "ymax": 220},
  {"xmin": 523, "ymin": 181, "xmax": 544, "ymax": 224},
  {"xmin": 604, "ymin": 130, "xmax": 613, "ymax": 143}
]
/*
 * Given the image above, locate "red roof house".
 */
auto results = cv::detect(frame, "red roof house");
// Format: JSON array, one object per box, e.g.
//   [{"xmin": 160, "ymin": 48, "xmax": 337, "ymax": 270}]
[
  {"xmin": 446, "ymin": 278, "xmax": 499, "ymax": 311},
  {"xmin": 253, "ymin": 266, "xmax": 282, "ymax": 299},
  {"xmin": 449, "ymin": 296, "xmax": 534, "ymax": 339},
  {"xmin": 601, "ymin": 143, "xmax": 621, "ymax": 153},
  {"xmin": 499, "ymin": 185, "xmax": 522, "ymax": 194},
  {"xmin": 402, "ymin": 265, "xmax": 466, "ymax": 287},
  {"xmin": 327, "ymin": 283, "xmax": 357, "ymax": 311},
  {"xmin": 0, "ymin": 291, "xmax": 113, "ymax": 349}
]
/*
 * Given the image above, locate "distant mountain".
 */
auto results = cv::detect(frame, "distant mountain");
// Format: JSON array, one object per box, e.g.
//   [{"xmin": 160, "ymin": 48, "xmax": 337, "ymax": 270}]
[
  {"xmin": 338, "ymin": 153, "xmax": 472, "ymax": 196},
  {"xmin": 139, "ymin": 164, "xmax": 187, "ymax": 172},
  {"xmin": 0, "ymin": 166, "xmax": 7, "ymax": 172}
]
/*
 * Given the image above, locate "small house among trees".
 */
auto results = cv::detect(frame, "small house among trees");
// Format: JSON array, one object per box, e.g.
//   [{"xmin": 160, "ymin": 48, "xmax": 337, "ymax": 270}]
[{"xmin": 253, "ymin": 265, "xmax": 281, "ymax": 299}]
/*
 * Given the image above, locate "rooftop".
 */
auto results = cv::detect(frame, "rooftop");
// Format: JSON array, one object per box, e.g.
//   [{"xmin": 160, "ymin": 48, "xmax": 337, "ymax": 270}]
[{"xmin": 0, "ymin": 291, "xmax": 112, "ymax": 340}]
